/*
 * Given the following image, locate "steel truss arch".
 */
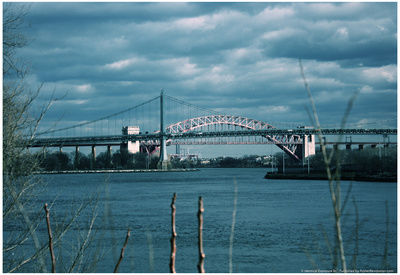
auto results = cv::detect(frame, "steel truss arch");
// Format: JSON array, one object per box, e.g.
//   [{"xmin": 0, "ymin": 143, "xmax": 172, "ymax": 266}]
[{"xmin": 165, "ymin": 115, "xmax": 302, "ymax": 161}]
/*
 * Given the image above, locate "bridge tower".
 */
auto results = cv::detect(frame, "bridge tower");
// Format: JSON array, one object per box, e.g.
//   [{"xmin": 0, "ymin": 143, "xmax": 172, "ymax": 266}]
[
  {"xmin": 121, "ymin": 126, "xmax": 140, "ymax": 153},
  {"xmin": 157, "ymin": 89, "xmax": 172, "ymax": 170},
  {"xmin": 291, "ymin": 127, "xmax": 316, "ymax": 162},
  {"xmin": 302, "ymin": 134, "xmax": 316, "ymax": 159}
]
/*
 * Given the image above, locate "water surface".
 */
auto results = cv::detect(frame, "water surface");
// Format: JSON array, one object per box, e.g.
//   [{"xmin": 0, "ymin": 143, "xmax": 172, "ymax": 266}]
[{"xmin": 4, "ymin": 168, "xmax": 397, "ymax": 273}]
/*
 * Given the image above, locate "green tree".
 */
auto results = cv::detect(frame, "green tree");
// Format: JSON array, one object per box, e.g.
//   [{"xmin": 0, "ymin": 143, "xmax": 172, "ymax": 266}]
[
  {"xmin": 112, "ymin": 149, "xmax": 135, "ymax": 168},
  {"xmin": 77, "ymin": 152, "xmax": 91, "ymax": 170},
  {"xmin": 96, "ymin": 151, "xmax": 113, "ymax": 169},
  {"xmin": 219, "ymin": 157, "xmax": 241, "ymax": 168},
  {"xmin": 132, "ymin": 152, "xmax": 147, "ymax": 169},
  {"xmin": 54, "ymin": 151, "xmax": 71, "ymax": 170},
  {"xmin": 41, "ymin": 153, "xmax": 59, "ymax": 171}
]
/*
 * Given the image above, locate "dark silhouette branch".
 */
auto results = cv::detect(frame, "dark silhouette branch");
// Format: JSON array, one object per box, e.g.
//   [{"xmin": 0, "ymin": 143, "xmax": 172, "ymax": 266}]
[
  {"xmin": 170, "ymin": 193, "xmax": 177, "ymax": 273},
  {"xmin": 114, "ymin": 228, "xmax": 131, "ymax": 273},
  {"xmin": 197, "ymin": 196, "xmax": 205, "ymax": 273},
  {"xmin": 44, "ymin": 203, "xmax": 56, "ymax": 273}
]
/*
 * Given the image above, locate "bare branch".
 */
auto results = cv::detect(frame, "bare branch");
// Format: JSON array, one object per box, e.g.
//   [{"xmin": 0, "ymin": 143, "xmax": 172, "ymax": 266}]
[
  {"xmin": 299, "ymin": 59, "xmax": 347, "ymax": 272},
  {"xmin": 381, "ymin": 201, "xmax": 390, "ymax": 269},
  {"xmin": 146, "ymin": 231, "xmax": 154, "ymax": 273},
  {"xmin": 170, "ymin": 193, "xmax": 177, "ymax": 273},
  {"xmin": 4, "ymin": 180, "xmax": 46, "ymax": 272},
  {"xmin": 29, "ymin": 88, "xmax": 68, "ymax": 140},
  {"xmin": 44, "ymin": 203, "xmax": 56, "ymax": 273},
  {"xmin": 197, "ymin": 196, "xmax": 205, "ymax": 273},
  {"xmin": 114, "ymin": 229, "xmax": 131, "ymax": 273},
  {"xmin": 229, "ymin": 179, "xmax": 238, "ymax": 273}
]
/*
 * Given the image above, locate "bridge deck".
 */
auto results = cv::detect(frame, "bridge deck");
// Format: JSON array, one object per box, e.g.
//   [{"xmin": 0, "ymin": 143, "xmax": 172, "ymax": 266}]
[{"xmin": 29, "ymin": 128, "xmax": 396, "ymax": 147}]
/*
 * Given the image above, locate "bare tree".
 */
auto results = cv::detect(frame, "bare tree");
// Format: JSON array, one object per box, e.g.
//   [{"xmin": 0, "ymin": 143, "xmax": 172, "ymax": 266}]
[
  {"xmin": 3, "ymin": 3, "xmax": 48, "ymax": 272},
  {"xmin": 300, "ymin": 59, "xmax": 360, "ymax": 272},
  {"xmin": 3, "ymin": 3, "xmax": 31, "ymax": 78},
  {"xmin": 3, "ymin": 4, "xmax": 69, "ymax": 272}
]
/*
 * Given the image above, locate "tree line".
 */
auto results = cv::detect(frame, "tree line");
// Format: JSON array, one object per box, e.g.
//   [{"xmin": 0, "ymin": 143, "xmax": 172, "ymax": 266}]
[
  {"xmin": 35, "ymin": 150, "xmax": 274, "ymax": 171},
  {"xmin": 307, "ymin": 146, "xmax": 397, "ymax": 175},
  {"xmin": 24, "ymin": 144, "xmax": 399, "ymax": 174},
  {"xmin": 36, "ymin": 149, "xmax": 160, "ymax": 171},
  {"xmin": 171, "ymin": 146, "xmax": 397, "ymax": 175}
]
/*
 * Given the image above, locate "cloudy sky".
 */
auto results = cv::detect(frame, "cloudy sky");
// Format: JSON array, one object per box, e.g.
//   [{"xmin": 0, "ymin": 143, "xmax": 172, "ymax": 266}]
[{"xmin": 11, "ymin": 2, "xmax": 397, "ymax": 157}]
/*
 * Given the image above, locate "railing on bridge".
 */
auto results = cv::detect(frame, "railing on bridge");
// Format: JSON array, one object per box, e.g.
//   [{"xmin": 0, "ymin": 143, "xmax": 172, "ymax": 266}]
[{"xmin": 29, "ymin": 127, "xmax": 397, "ymax": 159}]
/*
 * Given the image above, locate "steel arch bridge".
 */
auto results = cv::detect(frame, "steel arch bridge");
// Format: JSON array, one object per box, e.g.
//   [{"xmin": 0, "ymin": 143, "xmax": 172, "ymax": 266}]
[
  {"xmin": 164, "ymin": 115, "xmax": 304, "ymax": 161},
  {"xmin": 26, "ymin": 90, "xmax": 397, "ymax": 170}
]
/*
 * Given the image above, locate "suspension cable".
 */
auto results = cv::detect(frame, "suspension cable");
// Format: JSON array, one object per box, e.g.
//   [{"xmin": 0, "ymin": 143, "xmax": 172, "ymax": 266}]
[{"xmin": 36, "ymin": 95, "xmax": 160, "ymax": 136}]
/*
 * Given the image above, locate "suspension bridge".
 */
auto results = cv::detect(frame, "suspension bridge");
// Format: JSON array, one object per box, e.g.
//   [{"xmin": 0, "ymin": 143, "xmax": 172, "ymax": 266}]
[{"xmin": 29, "ymin": 90, "xmax": 397, "ymax": 170}]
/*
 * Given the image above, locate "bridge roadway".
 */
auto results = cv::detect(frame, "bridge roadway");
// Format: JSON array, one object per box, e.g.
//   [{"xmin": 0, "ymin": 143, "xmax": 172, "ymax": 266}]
[{"xmin": 29, "ymin": 128, "xmax": 397, "ymax": 147}]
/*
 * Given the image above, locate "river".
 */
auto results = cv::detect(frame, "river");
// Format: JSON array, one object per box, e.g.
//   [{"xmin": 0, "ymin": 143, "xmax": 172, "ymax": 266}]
[{"xmin": 3, "ymin": 168, "xmax": 397, "ymax": 273}]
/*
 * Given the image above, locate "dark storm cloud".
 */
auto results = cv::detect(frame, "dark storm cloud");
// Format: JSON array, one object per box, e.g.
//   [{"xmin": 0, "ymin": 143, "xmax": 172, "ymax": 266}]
[
  {"xmin": 260, "ymin": 3, "xmax": 397, "ymax": 67},
  {"xmin": 12, "ymin": 1, "xmax": 397, "ymax": 136}
]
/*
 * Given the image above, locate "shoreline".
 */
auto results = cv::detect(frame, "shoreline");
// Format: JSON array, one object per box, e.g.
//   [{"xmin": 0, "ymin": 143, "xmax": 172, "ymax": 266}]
[
  {"xmin": 35, "ymin": 168, "xmax": 199, "ymax": 174},
  {"xmin": 264, "ymin": 172, "xmax": 397, "ymax": 182}
]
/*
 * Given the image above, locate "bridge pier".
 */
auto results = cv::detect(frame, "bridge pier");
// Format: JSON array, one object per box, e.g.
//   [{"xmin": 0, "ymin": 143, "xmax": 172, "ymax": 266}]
[
  {"xmin": 90, "ymin": 146, "xmax": 96, "ymax": 169},
  {"xmin": 107, "ymin": 145, "xmax": 113, "ymax": 167},
  {"xmin": 157, "ymin": 137, "xmax": 172, "ymax": 170},
  {"xmin": 75, "ymin": 146, "xmax": 79, "ymax": 169},
  {"xmin": 157, "ymin": 89, "xmax": 172, "ymax": 170},
  {"xmin": 301, "ymin": 134, "xmax": 315, "ymax": 160}
]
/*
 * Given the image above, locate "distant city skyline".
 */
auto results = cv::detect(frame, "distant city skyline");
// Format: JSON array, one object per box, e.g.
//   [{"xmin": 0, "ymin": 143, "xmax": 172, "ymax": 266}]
[{"xmin": 12, "ymin": 2, "xmax": 397, "ymax": 157}]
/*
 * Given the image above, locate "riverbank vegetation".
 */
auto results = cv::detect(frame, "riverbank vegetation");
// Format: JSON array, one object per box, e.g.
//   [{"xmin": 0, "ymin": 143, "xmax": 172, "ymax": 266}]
[{"xmin": 32, "ymin": 145, "xmax": 397, "ymax": 179}]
